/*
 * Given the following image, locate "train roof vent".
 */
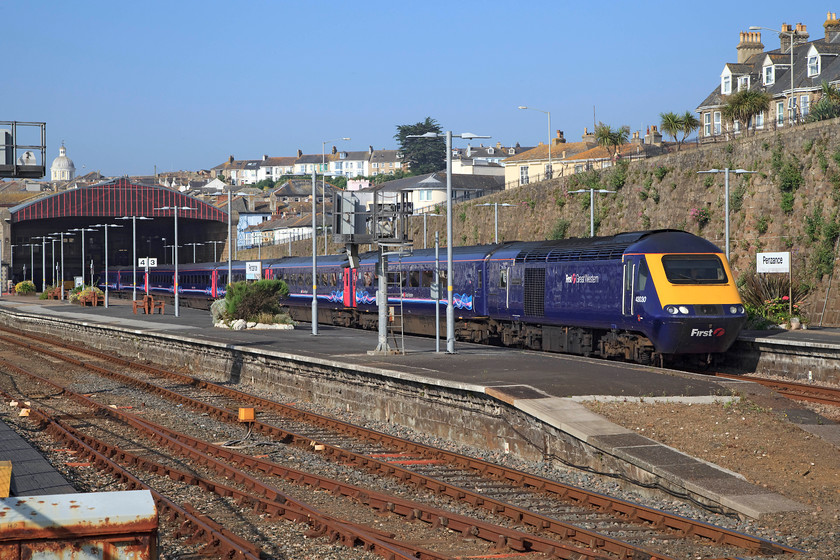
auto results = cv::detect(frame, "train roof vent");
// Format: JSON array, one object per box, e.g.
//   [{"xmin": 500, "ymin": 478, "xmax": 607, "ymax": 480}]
[{"xmin": 515, "ymin": 241, "xmax": 634, "ymax": 263}]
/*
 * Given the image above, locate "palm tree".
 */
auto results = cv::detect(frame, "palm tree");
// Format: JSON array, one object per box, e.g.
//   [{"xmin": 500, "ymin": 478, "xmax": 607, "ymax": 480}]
[
  {"xmin": 660, "ymin": 112, "xmax": 683, "ymax": 150},
  {"xmin": 820, "ymin": 81, "xmax": 840, "ymax": 104},
  {"xmin": 722, "ymin": 90, "xmax": 771, "ymax": 135},
  {"xmin": 807, "ymin": 82, "xmax": 840, "ymax": 122},
  {"xmin": 681, "ymin": 111, "xmax": 700, "ymax": 145},
  {"xmin": 595, "ymin": 122, "xmax": 630, "ymax": 161}
]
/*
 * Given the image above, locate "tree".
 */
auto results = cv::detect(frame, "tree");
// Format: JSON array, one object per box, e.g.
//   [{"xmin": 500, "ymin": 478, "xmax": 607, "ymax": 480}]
[
  {"xmin": 722, "ymin": 90, "xmax": 771, "ymax": 134},
  {"xmin": 680, "ymin": 111, "xmax": 700, "ymax": 145},
  {"xmin": 594, "ymin": 122, "xmax": 630, "ymax": 161},
  {"xmin": 394, "ymin": 117, "xmax": 446, "ymax": 175},
  {"xmin": 806, "ymin": 82, "xmax": 840, "ymax": 122},
  {"xmin": 659, "ymin": 112, "xmax": 683, "ymax": 149}
]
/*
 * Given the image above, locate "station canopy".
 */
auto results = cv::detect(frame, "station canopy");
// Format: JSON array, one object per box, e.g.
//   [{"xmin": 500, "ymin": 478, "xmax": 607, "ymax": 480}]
[{"xmin": 9, "ymin": 178, "xmax": 227, "ymax": 223}]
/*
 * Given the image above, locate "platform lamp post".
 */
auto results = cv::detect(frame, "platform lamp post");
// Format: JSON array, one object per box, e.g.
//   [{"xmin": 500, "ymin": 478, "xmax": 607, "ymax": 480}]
[
  {"xmin": 23, "ymin": 243, "xmax": 35, "ymax": 283},
  {"xmin": 32, "ymin": 236, "xmax": 52, "ymax": 292},
  {"xmin": 322, "ymin": 137, "xmax": 350, "ymax": 255},
  {"xmin": 116, "ymin": 216, "xmax": 152, "ymax": 301},
  {"xmin": 518, "ymin": 106, "xmax": 552, "ymax": 179},
  {"xmin": 477, "ymin": 203, "xmax": 516, "ymax": 244},
  {"xmin": 154, "ymin": 206, "xmax": 195, "ymax": 317},
  {"xmin": 568, "ymin": 188, "xmax": 616, "ymax": 237},
  {"xmin": 70, "ymin": 227, "xmax": 96, "ymax": 287},
  {"xmin": 749, "ymin": 26, "xmax": 796, "ymax": 124},
  {"xmin": 186, "ymin": 242, "xmax": 203, "ymax": 263},
  {"xmin": 696, "ymin": 168, "xmax": 757, "ymax": 260},
  {"xmin": 415, "ymin": 212, "xmax": 442, "ymax": 249},
  {"xmin": 407, "ymin": 131, "xmax": 491, "ymax": 354},
  {"xmin": 90, "ymin": 223, "xmax": 123, "ymax": 308},
  {"xmin": 48, "ymin": 231, "xmax": 67, "ymax": 300},
  {"xmin": 206, "ymin": 240, "xmax": 225, "ymax": 263},
  {"xmin": 310, "ymin": 168, "xmax": 318, "ymax": 336}
]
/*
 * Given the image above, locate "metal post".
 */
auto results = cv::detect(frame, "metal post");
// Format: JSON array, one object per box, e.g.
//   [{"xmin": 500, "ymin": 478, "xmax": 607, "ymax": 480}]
[
  {"xmin": 311, "ymin": 168, "xmax": 318, "ymax": 335},
  {"xmin": 60, "ymin": 233, "xmax": 64, "ymax": 299},
  {"xmin": 131, "ymin": 217, "xmax": 137, "ymax": 300},
  {"xmin": 104, "ymin": 225, "xmax": 109, "ymax": 308},
  {"xmin": 41, "ymin": 238, "xmax": 46, "ymax": 292},
  {"xmin": 435, "ymin": 231, "xmax": 440, "ymax": 353},
  {"xmin": 724, "ymin": 168, "xmax": 730, "ymax": 260},
  {"xmin": 590, "ymin": 188, "xmax": 595, "ymax": 237},
  {"xmin": 174, "ymin": 211, "xmax": 179, "ymax": 316},
  {"xmin": 445, "ymin": 130, "xmax": 454, "ymax": 354},
  {"xmin": 494, "ymin": 203, "xmax": 499, "ymax": 244}
]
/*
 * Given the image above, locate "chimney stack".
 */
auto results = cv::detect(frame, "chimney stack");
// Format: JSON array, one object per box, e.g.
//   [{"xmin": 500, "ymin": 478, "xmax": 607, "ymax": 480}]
[
  {"xmin": 645, "ymin": 125, "xmax": 662, "ymax": 146},
  {"xmin": 553, "ymin": 130, "xmax": 566, "ymax": 145},
  {"xmin": 737, "ymin": 30, "xmax": 764, "ymax": 63},
  {"xmin": 826, "ymin": 12, "xmax": 840, "ymax": 42}
]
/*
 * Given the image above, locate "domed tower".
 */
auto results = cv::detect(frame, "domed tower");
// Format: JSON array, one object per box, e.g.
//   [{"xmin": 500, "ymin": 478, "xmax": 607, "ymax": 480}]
[{"xmin": 50, "ymin": 143, "xmax": 76, "ymax": 181}]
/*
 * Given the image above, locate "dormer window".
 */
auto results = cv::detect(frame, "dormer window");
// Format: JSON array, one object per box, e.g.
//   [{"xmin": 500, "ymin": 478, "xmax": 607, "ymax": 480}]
[
  {"xmin": 738, "ymin": 76, "xmax": 750, "ymax": 91},
  {"xmin": 722, "ymin": 75, "xmax": 731, "ymax": 94},
  {"xmin": 764, "ymin": 65, "xmax": 775, "ymax": 85},
  {"xmin": 487, "ymin": 147, "xmax": 494, "ymax": 155},
  {"xmin": 808, "ymin": 55, "xmax": 820, "ymax": 77}
]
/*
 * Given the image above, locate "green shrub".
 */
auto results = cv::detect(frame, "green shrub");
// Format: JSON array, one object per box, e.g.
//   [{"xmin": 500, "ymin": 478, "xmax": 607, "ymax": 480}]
[
  {"xmin": 756, "ymin": 215, "xmax": 769, "ymax": 234},
  {"xmin": 703, "ymin": 175, "xmax": 715, "ymax": 188},
  {"xmin": 654, "ymin": 166, "xmax": 668, "ymax": 181},
  {"xmin": 14, "ymin": 280, "xmax": 35, "ymax": 295},
  {"xmin": 549, "ymin": 218, "xmax": 570, "ymax": 240},
  {"xmin": 224, "ymin": 279, "xmax": 289, "ymax": 321},
  {"xmin": 780, "ymin": 191, "xmax": 795, "ymax": 213}
]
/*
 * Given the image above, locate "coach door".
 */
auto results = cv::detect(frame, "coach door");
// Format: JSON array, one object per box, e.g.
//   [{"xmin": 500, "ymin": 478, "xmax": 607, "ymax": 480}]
[
  {"xmin": 343, "ymin": 267, "xmax": 356, "ymax": 307},
  {"xmin": 622, "ymin": 260, "xmax": 636, "ymax": 317}
]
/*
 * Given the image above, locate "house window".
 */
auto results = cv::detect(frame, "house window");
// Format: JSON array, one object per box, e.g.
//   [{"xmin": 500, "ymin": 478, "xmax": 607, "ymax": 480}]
[
  {"xmin": 704, "ymin": 113, "xmax": 711, "ymax": 136},
  {"xmin": 372, "ymin": 163, "xmax": 379, "ymax": 169},
  {"xmin": 788, "ymin": 96, "xmax": 797, "ymax": 122},
  {"xmin": 574, "ymin": 164, "xmax": 584, "ymax": 173},
  {"xmin": 419, "ymin": 189, "xmax": 432, "ymax": 201},
  {"xmin": 776, "ymin": 101, "xmax": 785, "ymax": 125},
  {"xmin": 713, "ymin": 112, "xmax": 721, "ymax": 135},
  {"xmin": 519, "ymin": 166, "xmax": 529, "ymax": 185},
  {"xmin": 808, "ymin": 55, "xmax": 820, "ymax": 77},
  {"xmin": 764, "ymin": 65, "xmax": 775, "ymax": 85},
  {"xmin": 722, "ymin": 75, "xmax": 731, "ymax": 94},
  {"xmin": 801, "ymin": 95, "xmax": 810, "ymax": 117},
  {"xmin": 738, "ymin": 76, "xmax": 750, "ymax": 91},
  {"xmin": 755, "ymin": 111, "xmax": 765, "ymax": 129},
  {"xmin": 733, "ymin": 120, "xmax": 741, "ymax": 133},
  {"xmin": 545, "ymin": 163, "xmax": 553, "ymax": 180},
  {"xmin": 335, "ymin": 162, "xmax": 342, "ymax": 170}
]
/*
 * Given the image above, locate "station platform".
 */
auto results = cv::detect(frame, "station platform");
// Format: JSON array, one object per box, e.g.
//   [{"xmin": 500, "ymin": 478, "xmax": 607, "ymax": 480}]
[
  {"xmin": 0, "ymin": 294, "xmax": 834, "ymax": 517},
  {"xmin": 0, "ymin": 413, "xmax": 76, "ymax": 496}
]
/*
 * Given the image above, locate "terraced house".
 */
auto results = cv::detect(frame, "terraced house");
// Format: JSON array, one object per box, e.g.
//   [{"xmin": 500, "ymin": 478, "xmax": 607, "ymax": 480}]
[{"xmin": 697, "ymin": 12, "xmax": 840, "ymax": 141}]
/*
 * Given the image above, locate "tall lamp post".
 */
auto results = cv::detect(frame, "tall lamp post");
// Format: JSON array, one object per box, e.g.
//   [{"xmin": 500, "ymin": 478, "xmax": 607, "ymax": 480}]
[
  {"xmin": 155, "ymin": 206, "xmax": 195, "ymax": 317},
  {"xmin": 322, "ymin": 137, "xmax": 350, "ymax": 255},
  {"xmin": 518, "ymin": 106, "xmax": 552, "ymax": 179},
  {"xmin": 749, "ymin": 26, "xmax": 796, "ymax": 125},
  {"xmin": 186, "ymin": 242, "xmax": 203, "ymax": 263},
  {"xmin": 90, "ymin": 224, "xmax": 123, "ymax": 308},
  {"xmin": 48, "ymin": 231, "xmax": 67, "ymax": 299},
  {"xmin": 206, "ymin": 240, "xmax": 225, "ymax": 262},
  {"xmin": 417, "ymin": 212, "xmax": 442, "ymax": 249},
  {"xmin": 117, "ymin": 216, "xmax": 152, "ymax": 301},
  {"xmin": 32, "ymin": 236, "xmax": 53, "ymax": 292},
  {"xmin": 408, "ymin": 130, "xmax": 490, "ymax": 353},
  {"xmin": 697, "ymin": 168, "xmax": 757, "ymax": 260},
  {"xmin": 69, "ymin": 227, "xmax": 96, "ymax": 287},
  {"xmin": 477, "ymin": 203, "xmax": 515, "ymax": 244},
  {"xmin": 568, "ymin": 188, "xmax": 616, "ymax": 237}
]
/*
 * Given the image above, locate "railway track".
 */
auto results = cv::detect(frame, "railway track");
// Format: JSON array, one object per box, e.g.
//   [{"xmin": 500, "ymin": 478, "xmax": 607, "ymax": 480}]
[
  {"xmin": 0, "ymin": 325, "xmax": 800, "ymax": 559},
  {"xmin": 715, "ymin": 372, "xmax": 840, "ymax": 407}
]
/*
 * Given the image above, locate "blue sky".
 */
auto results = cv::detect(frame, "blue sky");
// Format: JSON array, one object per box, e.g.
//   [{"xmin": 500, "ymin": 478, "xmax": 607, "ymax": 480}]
[{"xmin": 4, "ymin": 1, "xmax": 831, "ymax": 176}]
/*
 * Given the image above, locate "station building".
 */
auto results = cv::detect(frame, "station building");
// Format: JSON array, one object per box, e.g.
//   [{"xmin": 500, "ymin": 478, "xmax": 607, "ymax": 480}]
[{"xmin": 1, "ymin": 177, "xmax": 228, "ymax": 289}]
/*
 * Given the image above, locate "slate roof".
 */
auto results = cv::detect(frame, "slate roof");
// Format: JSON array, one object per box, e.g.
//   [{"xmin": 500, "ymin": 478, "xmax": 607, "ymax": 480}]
[
  {"xmin": 503, "ymin": 140, "xmax": 595, "ymax": 164},
  {"xmin": 356, "ymin": 172, "xmax": 503, "ymax": 194}
]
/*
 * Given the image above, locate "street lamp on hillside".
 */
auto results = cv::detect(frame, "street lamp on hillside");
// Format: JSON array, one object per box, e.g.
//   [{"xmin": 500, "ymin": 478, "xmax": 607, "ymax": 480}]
[
  {"xmin": 518, "ymin": 106, "xmax": 552, "ymax": 179},
  {"xmin": 697, "ymin": 168, "xmax": 757, "ymax": 260},
  {"xmin": 749, "ymin": 26, "xmax": 796, "ymax": 124},
  {"xmin": 477, "ymin": 203, "xmax": 516, "ymax": 244},
  {"xmin": 568, "ymin": 188, "xmax": 616, "ymax": 237}
]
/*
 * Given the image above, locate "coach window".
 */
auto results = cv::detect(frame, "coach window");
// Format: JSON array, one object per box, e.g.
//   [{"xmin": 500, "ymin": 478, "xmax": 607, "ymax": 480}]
[
  {"xmin": 662, "ymin": 255, "xmax": 727, "ymax": 284},
  {"xmin": 421, "ymin": 270, "xmax": 434, "ymax": 287},
  {"xmin": 304, "ymin": 273, "xmax": 312, "ymax": 286},
  {"xmin": 408, "ymin": 270, "xmax": 420, "ymax": 287},
  {"xmin": 499, "ymin": 268, "xmax": 507, "ymax": 288}
]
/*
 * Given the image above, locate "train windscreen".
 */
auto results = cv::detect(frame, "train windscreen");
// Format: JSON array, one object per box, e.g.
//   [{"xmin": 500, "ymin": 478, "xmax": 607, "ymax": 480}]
[{"xmin": 661, "ymin": 254, "xmax": 728, "ymax": 284}]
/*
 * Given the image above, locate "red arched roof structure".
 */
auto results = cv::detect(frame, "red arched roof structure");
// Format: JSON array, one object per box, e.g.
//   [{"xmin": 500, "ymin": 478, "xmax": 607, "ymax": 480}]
[{"xmin": 9, "ymin": 178, "xmax": 227, "ymax": 223}]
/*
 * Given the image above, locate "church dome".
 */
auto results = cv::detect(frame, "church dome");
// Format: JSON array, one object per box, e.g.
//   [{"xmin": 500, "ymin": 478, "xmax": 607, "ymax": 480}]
[{"xmin": 51, "ymin": 144, "xmax": 76, "ymax": 181}]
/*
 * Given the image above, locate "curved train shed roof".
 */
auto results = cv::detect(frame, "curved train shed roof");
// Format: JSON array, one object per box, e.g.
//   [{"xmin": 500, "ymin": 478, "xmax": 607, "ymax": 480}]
[{"xmin": 9, "ymin": 177, "xmax": 227, "ymax": 224}]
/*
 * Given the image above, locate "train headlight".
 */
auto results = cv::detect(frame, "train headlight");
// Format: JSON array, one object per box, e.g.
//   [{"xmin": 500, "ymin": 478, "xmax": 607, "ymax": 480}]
[
  {"xmin": 729, "ymin": 305, "xmax": 745, "ymax": 314},
  {"xmin": 665, "ymin": 305, "xmax": 678, "ymax": 314},
  {"xmin": 678, "ymin": 305, "xmax": 690, "ymax": 314}
]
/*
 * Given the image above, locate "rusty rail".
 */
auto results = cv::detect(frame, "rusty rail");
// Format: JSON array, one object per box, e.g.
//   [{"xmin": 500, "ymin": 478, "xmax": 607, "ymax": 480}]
[{"xmin": 0, "ymin": 327, "xmax": 802, "ymax": 558}]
